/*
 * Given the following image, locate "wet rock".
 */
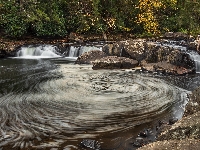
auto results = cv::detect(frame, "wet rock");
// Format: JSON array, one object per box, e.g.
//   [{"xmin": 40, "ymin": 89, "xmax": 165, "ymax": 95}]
[
  {"xmin": 138, "ymin": 129, "xmax": 153, "ymax": 138},
  {"xmin": 164, "ymin": 32, "xmax": 174, "ymax": 38},
  {"xmin": 133, "ymin": 137, "xmax": 147, "ymax": 147},
  {"xmin": 173, "ymin": 32, "xmax": 188, "ymax": 40},
  {"xmin": 0, "ymin": 50, "xmax": 7, "ymax": 58},
  {"xmin": 144, "ymin": 42, "xmax": 160, "ymax": 63},
  {"xmin": 168, "ymin": 49, "xmax": 194, "ymax": 69},
  {"xmin": 184, "ymin": 87, "xmax": 200, "ymax": 117},
  {"xmin": 138, "ymin": 112, "xmax": 200, "ymax": 150},
  {"xmin": 188, "ymin": 41, "xmax": 197, "ymax": 50},
  {"xmin": 168, "ymin": 118, "xmax": 178, "ymax": 125},
  {"xmin": 102, "ymin": 40, "xmax": 146, "ymax": 61},
  {"xmin": 142, "ymin": 61, "xmax": 195, "ymax": 75},
  {"xmin": 102, "ymin": 43, "xmax": 114, "ymax": 55},
  {"xmin": 92, "ymin": 56, "xmax": 138, "ymax": 70},
  {"xmin": 145, "ymin": 42, "xmax": 195, "ymax": 70},
  {"xmin": 75, "ymin": 50, "xmax": 107, "ymax": 64},
  {"xmin": 133, "ymin": 128, "xmax": 155, "ymax": 148},
  {"xmin": 80, "ymin": 139, "xmax": 101, "ymax": 150}
]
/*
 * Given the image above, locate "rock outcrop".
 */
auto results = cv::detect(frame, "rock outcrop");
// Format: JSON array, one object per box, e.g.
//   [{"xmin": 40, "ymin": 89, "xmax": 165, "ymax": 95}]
[
  {"xmin": 101, "ymin": 40, "xmax": 195, "ymax": 73},
  {"xmin": 92, "ymin": 56, "xmax": 138, "ymax": 70},
  {"xmin": 75, "ymin": 50, "xmax": 107, "ymax": 64},
  {"xmin": 123, "ymin": 40, "xmax": 146, "ymax": 61},
  {"xmin": 145, "ymin": 42, "xmax": 195, "ymax": 68},
  {"xmin": 141, "ymin": 61, "xmax": 195, "ymax": 75},
  {"xmin": 102, "ymin": 40, "xmax": 146, "ymax": 61},
  {"xmin": 184, "ymin": 86, "xmax": 200, "ymax": 116},
  {"xmin": 138, "ymin": 83, "xmax": 200, "ymax": 150}
]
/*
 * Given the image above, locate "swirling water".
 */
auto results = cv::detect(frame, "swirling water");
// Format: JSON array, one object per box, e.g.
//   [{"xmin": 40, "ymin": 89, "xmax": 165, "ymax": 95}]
[{"xmin": 0, "ymin": 58, "xmax": 192, "ymax": 150}]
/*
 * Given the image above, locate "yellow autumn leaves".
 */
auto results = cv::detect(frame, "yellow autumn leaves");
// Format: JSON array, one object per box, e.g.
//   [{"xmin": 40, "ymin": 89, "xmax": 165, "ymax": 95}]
[{"xmin": 137, "ymin": 0, "xmax": 177, "ymax": 34}]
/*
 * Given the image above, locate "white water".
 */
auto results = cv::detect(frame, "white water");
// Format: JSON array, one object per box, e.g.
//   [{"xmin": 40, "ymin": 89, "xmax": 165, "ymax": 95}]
[
  {"xmin": 0, "ymin": 61, "xmax": 189, "ymax": 149},
  {"xmin": 16, "ymin": 44, "xmax": 103, "ymax": 60},
  {"xmin": 156, "ymin": 40, "xmax": 200, "ymax": 73},
  {"xmin": 187, "ymin": 51, "xmax": 200, "ymax": 73},
  {"xmin": 16, "ymin": 45, "xmax": 62, "ymax": 58},
  {"xmin": 68, "ymin": 46, "xmax": 102, "ymax": 57}
]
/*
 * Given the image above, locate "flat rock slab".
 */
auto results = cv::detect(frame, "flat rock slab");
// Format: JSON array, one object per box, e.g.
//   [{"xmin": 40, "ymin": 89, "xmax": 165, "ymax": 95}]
[{"xmin": 92, "ymin": 56, "xmax": 138, "ymax": 70}]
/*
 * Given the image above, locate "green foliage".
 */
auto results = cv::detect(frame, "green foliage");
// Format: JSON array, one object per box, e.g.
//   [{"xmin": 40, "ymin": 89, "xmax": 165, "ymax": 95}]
[
  {"xmin": 0, "ymin": 1, "xmax": 28, "ymax": 37},
  {"xmin": 33, "ymin": 19, "xmax": 66, "ymax": 37},
  {"xmin": 176, "ymin": 0, "xmax": 200, "ymax": 34},
  {"xmin": 0, "ymin": 0, "xmax": 200, "ymax": 38},
  {"xmin": 4, "ymin": 15, "xmax": 28, "ymax": 37}
]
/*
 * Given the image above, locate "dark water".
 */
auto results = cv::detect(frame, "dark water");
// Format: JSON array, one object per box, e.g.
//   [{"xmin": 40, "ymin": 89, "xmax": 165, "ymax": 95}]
[{"xmin": 0, "ymin": 58, "xmax": 194, "ymax": 150}]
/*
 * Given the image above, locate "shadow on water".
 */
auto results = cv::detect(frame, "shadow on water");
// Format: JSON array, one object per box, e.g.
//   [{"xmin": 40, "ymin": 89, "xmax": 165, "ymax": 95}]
[{"xmin": 0, "ymin": 59, "xmax": 61, "ymax": 95}]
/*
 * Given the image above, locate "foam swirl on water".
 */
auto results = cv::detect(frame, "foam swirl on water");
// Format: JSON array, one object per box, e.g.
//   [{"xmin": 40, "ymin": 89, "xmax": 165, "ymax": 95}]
[{"xmin": 0, "ymin": 60, "xmax": 188, "ymax": 149}]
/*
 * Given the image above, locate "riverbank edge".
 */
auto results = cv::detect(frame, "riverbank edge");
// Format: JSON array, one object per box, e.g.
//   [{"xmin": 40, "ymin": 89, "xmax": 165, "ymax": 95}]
[
  {"xmin": 138, "ymin": 88, "xmax": 200, "ymax": 150},
  {"xmin": 0, "ymin": 32, "xmax": 197, "ymax": 57}
]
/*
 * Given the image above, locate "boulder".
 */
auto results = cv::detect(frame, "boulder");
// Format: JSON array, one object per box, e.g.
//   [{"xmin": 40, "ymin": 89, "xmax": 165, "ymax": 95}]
[
  {"xmin": 144, "ymin": 42, "xmax": 195, "ymax": 70},
  {"xmin": 141, "ymin": 61, "xmax": 195, "ymax": 75},
  {"xmin": 102, "ymin": 40, "xmax": 195, "ymax": 73},
  {"xmin": 188, "ymin": 41, "xmax": 197, "ymax": 50},
  {"xmin": 75, "ymin": 50, "xmax": 107, "ymax": 64},
  {"xmin": 102, "ymin": 41, "xmax": 130, "ymax": 57},
  {"xmin": 102, "ymin": 40, "xmax": 146, "ymax": 61},
  {"xmin": 145, "ymin": 42, "xmax": 171, "ymax": 63},
  {"xmin": 184, "ymin": 86, "xmax": 200, "ymax": 117},
  {"xmin": 92, "ymin": 56, "xmax": 138, "ymax": 70},
  {"xmin": 123, "ymin": 40, "xmax": 146, "ymax": 61},
  {"xmin": 102, "ymin": 43, "xmax": 115, "ymax": 55},
  {"xmin": 167, "ymin": 49, "xmax": 195, "ymax": 69}
]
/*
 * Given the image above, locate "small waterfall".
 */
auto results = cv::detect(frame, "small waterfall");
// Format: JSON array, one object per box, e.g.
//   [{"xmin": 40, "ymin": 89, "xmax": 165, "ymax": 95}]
[
  {"xmin": 155, "ymin": 39, "xmax": 200, "ymax": 73},
  {"xmin": 16, "ymin": 45, "xmax": 62, "ymax": 58},
  {"xmin": 68, "ymin": 45, "xmax": 102, "ymax": 57},
  {"xmin": 79, "ymin": 46, "xmax": 102, "ymax": 55},
  {"xmin": 187, "ymin": 51, "xmax": 200, "ymax": 73},
  {"xmin": 68, "ymin": 46, "xmax": 80, "ymax": 57}
]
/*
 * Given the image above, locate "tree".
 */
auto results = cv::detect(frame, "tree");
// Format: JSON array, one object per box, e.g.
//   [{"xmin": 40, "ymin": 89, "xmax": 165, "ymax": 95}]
[
  {"xmin": 136, "ymin": 0, "xmax": 177, "ymax": 34},
  {"xmin": 176, "ymin": 0, "xmax": 200, "ymax": 34}
]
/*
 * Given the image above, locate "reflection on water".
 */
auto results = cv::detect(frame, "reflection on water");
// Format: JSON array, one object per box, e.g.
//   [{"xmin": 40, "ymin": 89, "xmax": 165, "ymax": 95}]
[{"xmin": 0, "ymin": 58, "xmax": 191, "ymax": 149}]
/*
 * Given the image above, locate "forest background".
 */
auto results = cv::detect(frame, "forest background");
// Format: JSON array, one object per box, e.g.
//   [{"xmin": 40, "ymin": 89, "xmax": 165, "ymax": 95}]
[{"xmin": 0, "ymin": 0, "xmax": 200, "ymax": 38}]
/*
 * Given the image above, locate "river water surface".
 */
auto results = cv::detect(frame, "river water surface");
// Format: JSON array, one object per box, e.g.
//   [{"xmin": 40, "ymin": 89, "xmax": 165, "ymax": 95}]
[{"xmin": 0, "ymin": 56, "xmax": 195, "ymax": 150}]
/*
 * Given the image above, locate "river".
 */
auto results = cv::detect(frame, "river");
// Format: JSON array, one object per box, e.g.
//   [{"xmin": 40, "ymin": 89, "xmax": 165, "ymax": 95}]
[{"xmin": 0, "ymin": 45, "xmax": 199, "ymax": 150}]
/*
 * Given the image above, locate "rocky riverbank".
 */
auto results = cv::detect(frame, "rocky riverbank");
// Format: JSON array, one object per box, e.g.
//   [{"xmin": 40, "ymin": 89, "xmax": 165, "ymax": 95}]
[
  {"xmin": 75, "ymin": 38, "xmax": 196, "ymax": 75},
  {"xmin": 138, "ymin": 87, "xmax": 200, "ymax": 150}
]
